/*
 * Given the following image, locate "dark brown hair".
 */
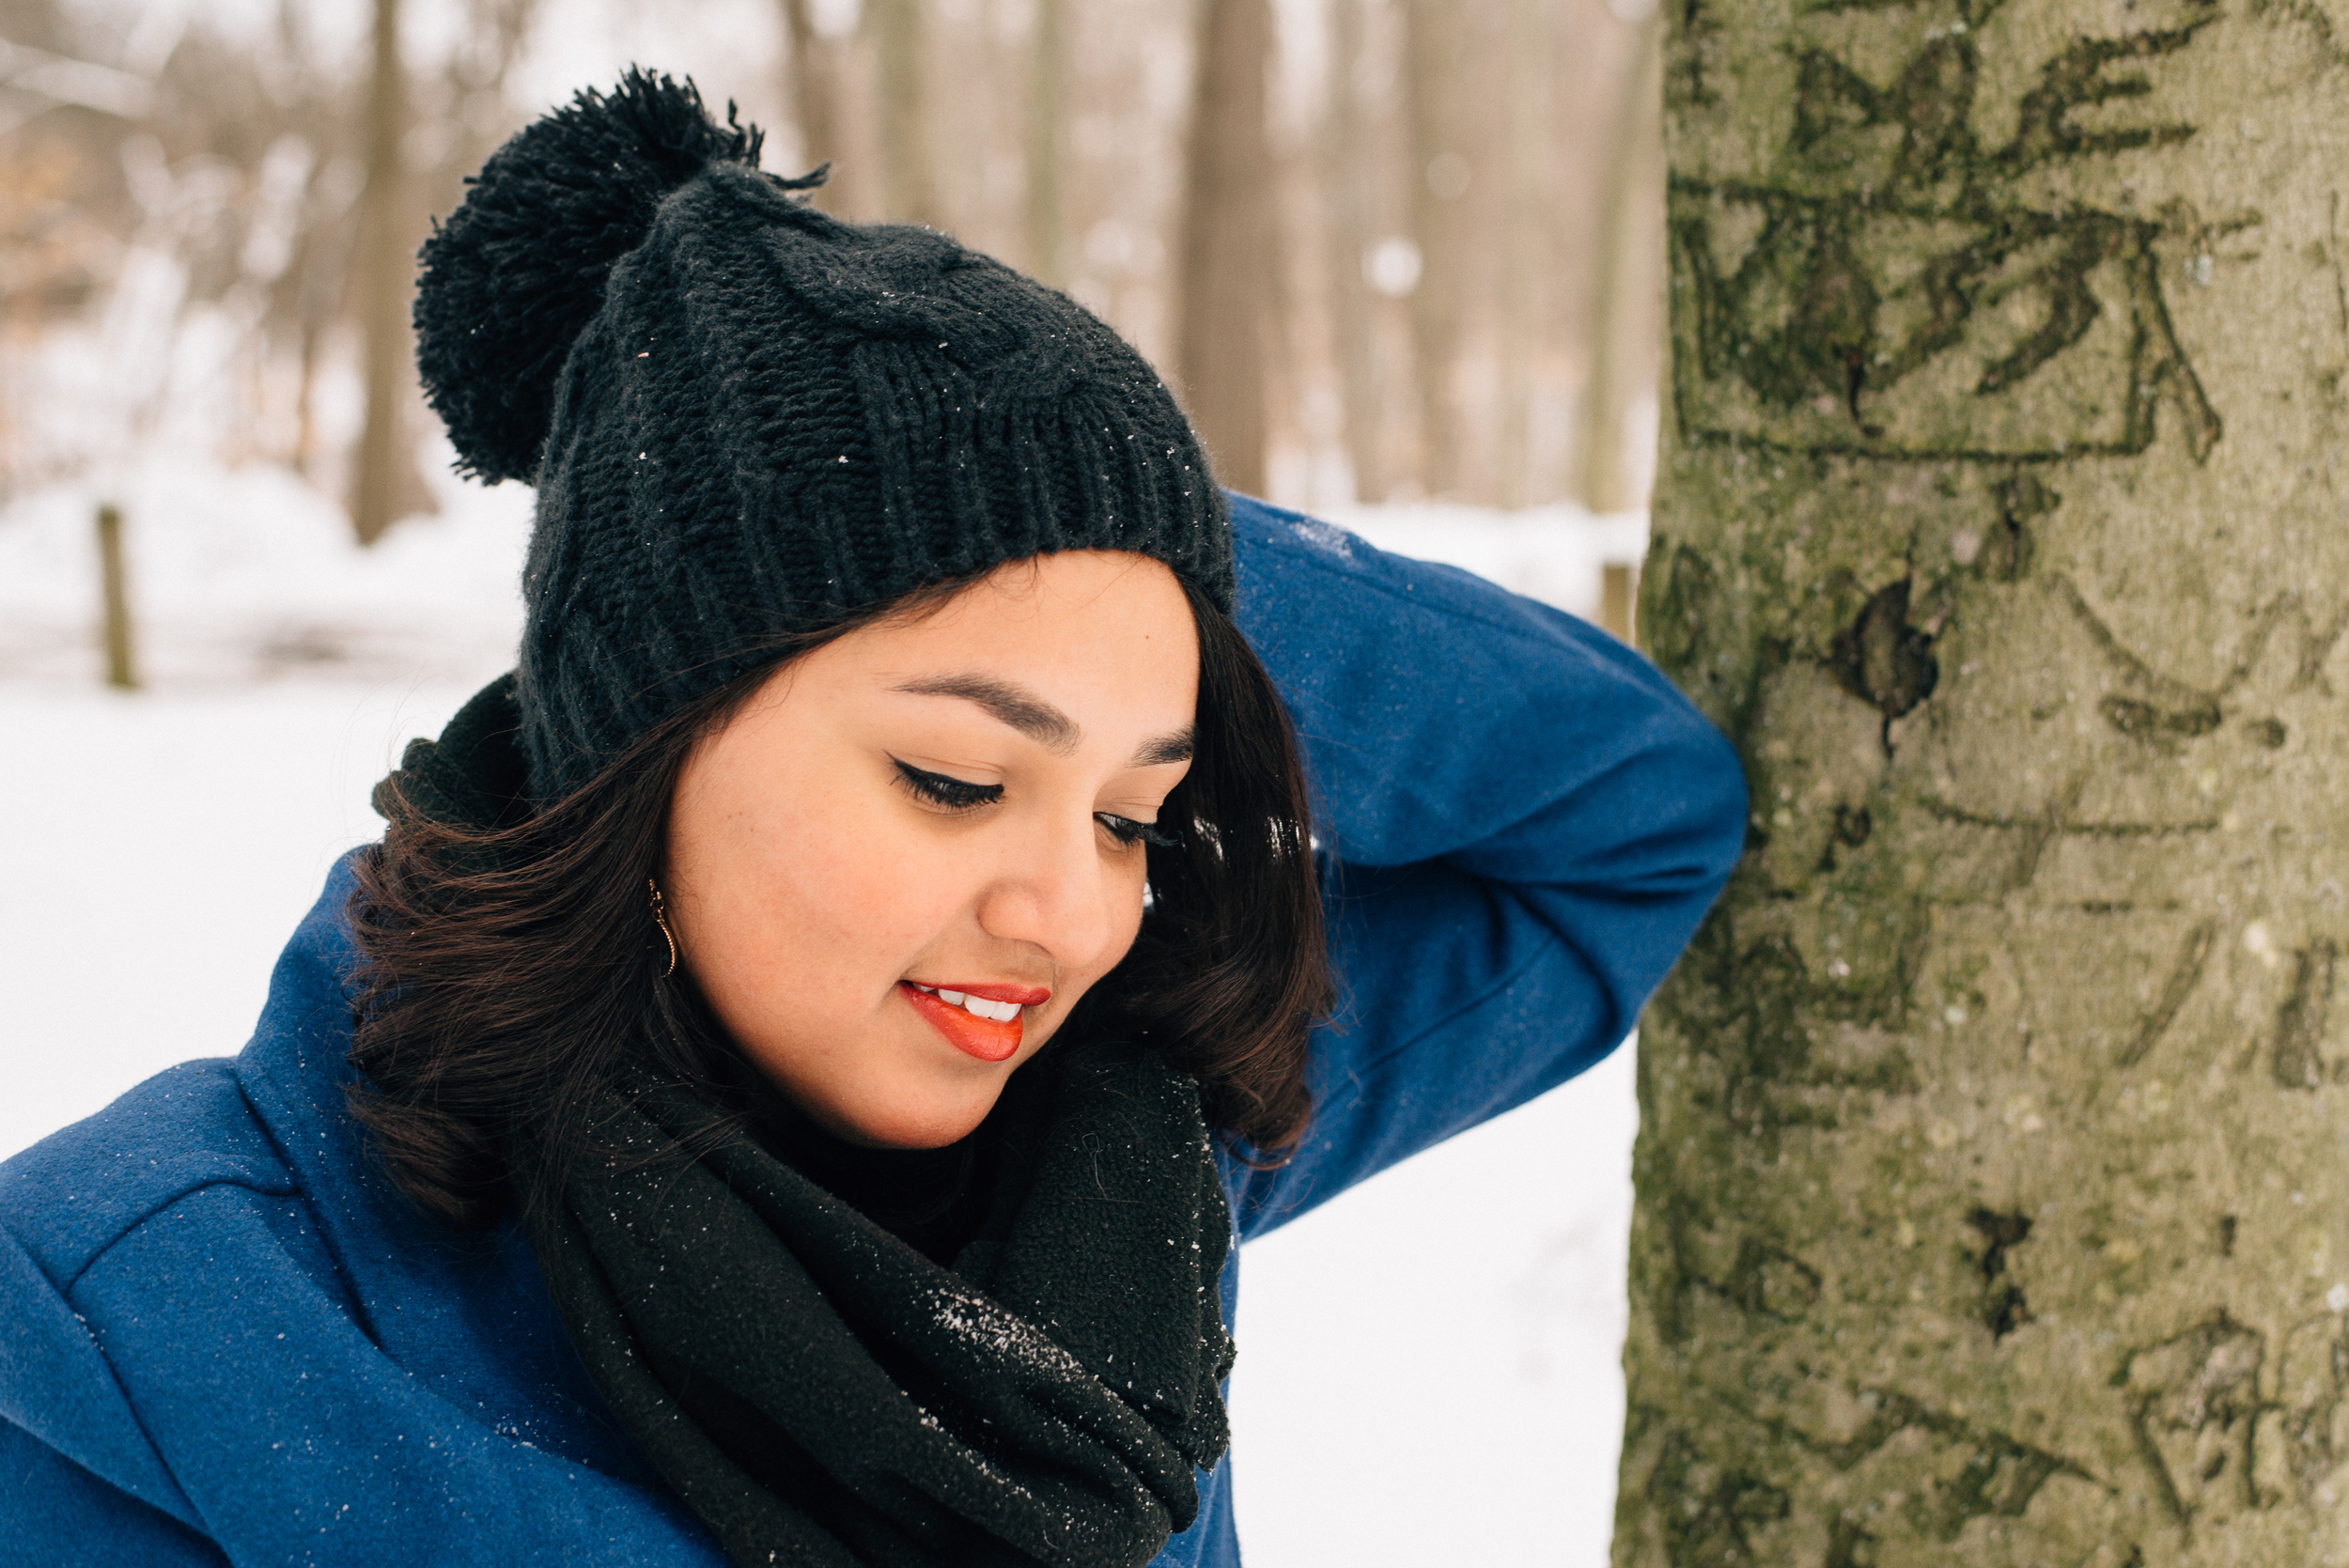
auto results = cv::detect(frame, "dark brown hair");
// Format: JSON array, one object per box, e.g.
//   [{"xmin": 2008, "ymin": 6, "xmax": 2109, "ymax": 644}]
[{"xmin": 346, "ymin": 572, "xmax": 1332, "ymax": 1229}]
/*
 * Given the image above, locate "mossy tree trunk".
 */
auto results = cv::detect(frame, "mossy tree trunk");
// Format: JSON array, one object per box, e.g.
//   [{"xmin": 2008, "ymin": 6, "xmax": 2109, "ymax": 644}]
[{"xmin": 1620, "ymin": 3, "xmax": 2349, "ymax": 1565}]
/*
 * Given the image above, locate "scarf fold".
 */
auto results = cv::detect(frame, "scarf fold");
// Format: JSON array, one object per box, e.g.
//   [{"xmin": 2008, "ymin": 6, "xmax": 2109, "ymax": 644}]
[{"xmin": 523, "ymin": 1036, "xmax": 1236, "ymax": 1568}]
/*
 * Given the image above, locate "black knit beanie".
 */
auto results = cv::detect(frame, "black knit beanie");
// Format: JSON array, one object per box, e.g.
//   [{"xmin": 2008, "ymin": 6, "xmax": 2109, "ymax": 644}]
[{"xmin": 413, "ymin": 70, "xmax": 1233, "ymax": 801}]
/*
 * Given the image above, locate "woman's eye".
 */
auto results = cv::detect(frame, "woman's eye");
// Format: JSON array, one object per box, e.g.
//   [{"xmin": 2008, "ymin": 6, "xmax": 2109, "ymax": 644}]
[
  {"xmin": 894, "ymin": 760, "xmax": 1003, "ymax": 811},
  {"xmin": 1097, "ymin": 814, "xmax": 1180, "ymax": 850},
  {"xmin": 894, "ymin": 760, "xmax": 1174, "ymax": 846}
]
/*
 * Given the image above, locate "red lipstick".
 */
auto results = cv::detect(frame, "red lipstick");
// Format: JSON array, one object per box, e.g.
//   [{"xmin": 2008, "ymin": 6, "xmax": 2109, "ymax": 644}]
[{"xmin": 898, "ymin": 981, "xmax": 1050, "ymax": 1063}]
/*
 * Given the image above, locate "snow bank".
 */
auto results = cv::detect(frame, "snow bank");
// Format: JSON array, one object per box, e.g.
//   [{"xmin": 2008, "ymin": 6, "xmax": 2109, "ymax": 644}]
[{"xmin": 0, "ymin": 444, "xmax": 532, "ymax": 689}]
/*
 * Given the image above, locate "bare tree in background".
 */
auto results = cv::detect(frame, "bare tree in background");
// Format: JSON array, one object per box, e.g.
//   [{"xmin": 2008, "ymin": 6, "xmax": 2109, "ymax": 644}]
[
  {"xmin": 1496, "ymin": 0, "xmax": 1548, "ymax": 508},
  {"xmin": 349, "ymin": 0, "xmax": 410, "ymax": 546},
  {"xmin": 1175, "ymin": 0, "xmax": 1273, "ymax": 498},
  {"xmin": 439, "ymin": 0, "xmax": 540, "ymax": 193},
  {"xmin": 1318, "ymin": 0, "xmax": 1392, "ymax": 503},
  {"xmin": 1402, "ymin": 0, "xmax": 1469, "ymax": 499},
  {"xmin": 865, "ymin": 0, "xmax": 939, "ymax": 226},
  {"xmin": 1023, "ymin": 0, "xmax": 1066, "ymax": 287},
  {"xmin": 1575, "ymin": 2, "xmax": 1660, "ymax": 516},
  {"xmin": 778, "ymin": 0, "xmax": 848, "ymax": 195},
  {"xmin": 348, "ymin": 0, "xmax": 538, "ymax": 543}
]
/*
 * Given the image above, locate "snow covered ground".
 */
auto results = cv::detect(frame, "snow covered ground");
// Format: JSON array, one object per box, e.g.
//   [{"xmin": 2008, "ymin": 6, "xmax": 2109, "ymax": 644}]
[{"xmin": 0, "ymin": 457, "xmax": 1642, "ymax": 1566}]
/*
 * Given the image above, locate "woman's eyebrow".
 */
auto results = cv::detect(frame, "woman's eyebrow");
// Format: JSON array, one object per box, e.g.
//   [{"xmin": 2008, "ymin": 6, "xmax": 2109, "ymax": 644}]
[
  {"xmin": 1130, "ymin": 728, "xmax": 1194, "ymax": 768},
  {"xmin": 889, "ymin": 673, "xmax": 1193, "ymax": 767},
  {"xmin": 892, "ymin": 673, "xmax": 1080, "ymax": 752}
]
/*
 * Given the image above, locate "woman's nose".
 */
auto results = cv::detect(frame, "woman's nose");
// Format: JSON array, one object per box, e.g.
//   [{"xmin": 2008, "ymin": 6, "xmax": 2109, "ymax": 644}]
[{"xmin": 974, "ymin": 810, "xmax": 1125, "ymax": 972}]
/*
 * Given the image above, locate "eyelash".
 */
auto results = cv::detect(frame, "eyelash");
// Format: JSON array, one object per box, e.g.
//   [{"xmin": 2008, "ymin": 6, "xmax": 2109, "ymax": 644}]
[
  {"xmin": 893, "ymin": 760, "xmax": 1180, "ymax": 850},
  {"xmin": 894, "ymin": 760, "xmax": 1002, "ymax": 811}
]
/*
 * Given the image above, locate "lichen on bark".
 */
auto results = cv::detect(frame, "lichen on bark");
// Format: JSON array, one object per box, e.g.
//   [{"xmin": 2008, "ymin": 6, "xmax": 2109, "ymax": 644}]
[{"xmin": 1618, "ymin": 3, "xmax": 2349, "ymax": 1564}]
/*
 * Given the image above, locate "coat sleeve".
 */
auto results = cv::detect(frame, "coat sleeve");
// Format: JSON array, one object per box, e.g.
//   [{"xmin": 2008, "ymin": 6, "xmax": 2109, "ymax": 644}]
[
  {"xmin": 0, "ymin": 1420, "xmax": 229, "ymax": 1567},
  {"xmin": 0, "ymin": 1220, "xmax": 223, "ymax": 1562},
  {"xmin": 1220, "ymin": 495, "xmax": 1747, "ymax": 1237}
]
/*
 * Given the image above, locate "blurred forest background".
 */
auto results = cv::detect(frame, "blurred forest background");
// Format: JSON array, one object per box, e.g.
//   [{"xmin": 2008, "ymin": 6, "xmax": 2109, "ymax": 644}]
[{"xmin": 0, "ymin": 0, "xmax": 1664, "ymax": 560}]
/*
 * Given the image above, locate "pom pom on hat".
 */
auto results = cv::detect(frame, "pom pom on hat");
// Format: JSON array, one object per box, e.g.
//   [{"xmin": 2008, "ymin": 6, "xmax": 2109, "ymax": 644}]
[{"xmin": 412, "ymin": 69, "xmax": 816, "ymax": 483}]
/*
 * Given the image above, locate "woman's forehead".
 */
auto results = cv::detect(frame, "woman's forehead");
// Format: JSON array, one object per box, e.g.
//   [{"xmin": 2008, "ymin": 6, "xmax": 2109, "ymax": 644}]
[
  {"xmin": 843, "ymin": 554, "xmax": 1198, "ymax": 703},
  {"xmin": 709, "ymin": 555, "xmax": 1197, "ymax": 764}
]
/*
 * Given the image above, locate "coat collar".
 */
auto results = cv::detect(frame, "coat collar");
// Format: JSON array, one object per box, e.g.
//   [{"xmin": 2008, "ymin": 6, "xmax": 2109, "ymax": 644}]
[{"xmin": 232, "ymin": 854, "xmax": 659, "ymax": 1481}]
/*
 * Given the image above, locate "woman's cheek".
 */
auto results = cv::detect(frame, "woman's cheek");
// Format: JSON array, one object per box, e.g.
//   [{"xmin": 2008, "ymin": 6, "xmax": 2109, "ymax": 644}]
[
  {"xmin": 1109, "ymin": 862, "xmax": 1147, "ymax": 964},
  {"xmin": 1039, "ymin": 860, "xmax": 1150, "ymax": 1043},
  {"xmin": 744, "ymin": 786, "xmax": 924, "ymax": 1004}
]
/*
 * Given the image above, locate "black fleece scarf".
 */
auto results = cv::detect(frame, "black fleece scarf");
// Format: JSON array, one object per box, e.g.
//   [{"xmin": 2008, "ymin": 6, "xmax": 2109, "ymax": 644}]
[
  {"xmin": 383, "ymin": 677, "xmax": 1237, "ymax": 1567},
  {"xmin": 524, "ymin": 1051, "xmax": 1235, "ymax": 1568}
]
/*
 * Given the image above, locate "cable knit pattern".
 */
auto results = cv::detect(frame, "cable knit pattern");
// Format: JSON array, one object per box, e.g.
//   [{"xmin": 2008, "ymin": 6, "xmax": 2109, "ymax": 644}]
[{"xmin": 413, "ymin": 71, "xmax": 1232, "ymax": 800}]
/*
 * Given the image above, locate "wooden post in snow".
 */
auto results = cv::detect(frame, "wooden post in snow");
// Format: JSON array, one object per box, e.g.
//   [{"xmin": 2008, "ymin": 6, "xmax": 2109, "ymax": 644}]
[{"xmin": 95, "ymin": 503, "xmax": 137, "ymax": 691}]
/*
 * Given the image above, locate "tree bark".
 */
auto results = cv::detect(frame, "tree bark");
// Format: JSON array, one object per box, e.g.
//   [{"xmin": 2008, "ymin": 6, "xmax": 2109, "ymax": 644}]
[
  {"xmin": 1175, "ymin": 0, "xmax": 1274, "ymax": 499},
  {"xmin": 1621, "ymin": 5, "xmax": 2349, "ymax": 1565},
  {"xmin": 349, "ymin": 0, "xmax": 408, "ymax": 546}
]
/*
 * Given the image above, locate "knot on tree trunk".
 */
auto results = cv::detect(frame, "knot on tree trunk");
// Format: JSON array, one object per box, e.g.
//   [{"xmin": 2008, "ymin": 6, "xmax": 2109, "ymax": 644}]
[{"xmin": 1828, "ymin": 578, "xmax": 1939, "ymax": 721}]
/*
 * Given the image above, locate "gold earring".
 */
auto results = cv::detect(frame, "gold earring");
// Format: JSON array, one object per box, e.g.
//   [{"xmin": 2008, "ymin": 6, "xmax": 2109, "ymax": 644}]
[{"xmin": 647, "ymin": 877, "xmax": 677, "ymax": 978}]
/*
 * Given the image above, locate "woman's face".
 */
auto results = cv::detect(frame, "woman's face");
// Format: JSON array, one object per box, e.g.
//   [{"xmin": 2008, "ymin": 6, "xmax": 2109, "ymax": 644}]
[{"xmin": 664, "ymin": 550, "xmax": 1199, "ymax": 1149}]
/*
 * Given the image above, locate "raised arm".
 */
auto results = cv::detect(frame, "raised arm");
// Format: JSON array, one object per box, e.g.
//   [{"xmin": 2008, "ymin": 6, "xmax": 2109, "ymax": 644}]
[{"xmin": 1220, "ymin": 495, "xmax": 1747, "ymax": 1236}]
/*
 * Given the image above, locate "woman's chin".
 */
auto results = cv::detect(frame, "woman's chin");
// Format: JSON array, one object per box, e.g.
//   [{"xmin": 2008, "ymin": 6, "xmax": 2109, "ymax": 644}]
[{"xmin": 799, "ymin": 1083, "xmax": 1004, "ymax": 1151}]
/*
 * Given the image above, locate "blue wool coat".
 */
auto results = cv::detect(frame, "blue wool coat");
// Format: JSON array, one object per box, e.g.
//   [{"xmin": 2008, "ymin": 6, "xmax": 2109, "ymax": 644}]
[{"xmin": 0, "ymin": 496, "xmax": 1745, "ymax": 1567}]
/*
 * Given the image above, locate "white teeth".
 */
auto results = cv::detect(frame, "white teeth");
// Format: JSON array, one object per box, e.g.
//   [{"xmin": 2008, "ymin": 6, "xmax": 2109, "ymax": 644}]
[{"xmin": 909, "ymin": 984, "xmax": 1024, "ymax": 1023}]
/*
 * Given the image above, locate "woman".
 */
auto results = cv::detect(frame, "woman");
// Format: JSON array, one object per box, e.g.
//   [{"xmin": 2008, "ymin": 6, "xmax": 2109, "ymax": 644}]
[{"xmin": 0, "ymin": 74, "xmax": 1743, "ymax": 1568}]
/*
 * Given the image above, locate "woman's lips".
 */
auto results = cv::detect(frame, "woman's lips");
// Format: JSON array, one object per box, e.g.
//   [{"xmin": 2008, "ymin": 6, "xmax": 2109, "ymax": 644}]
[
  {"xmin": 920, "ymin": 981, "xmax": 1051, "ymax": 1006},
  {"xmin": 898, "ymin": 981, "xmax": 1044, "ymax": 1063}
]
